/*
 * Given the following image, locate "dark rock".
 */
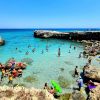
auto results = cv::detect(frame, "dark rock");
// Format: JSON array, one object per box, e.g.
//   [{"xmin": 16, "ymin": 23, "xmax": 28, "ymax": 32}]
[
  {"xmin": 0, "ymin": 37, "xmax": 5, "ymax": 46},
  {"xmin": 34, "ymin": 30, "xmax": 100, "ymax": 40}
]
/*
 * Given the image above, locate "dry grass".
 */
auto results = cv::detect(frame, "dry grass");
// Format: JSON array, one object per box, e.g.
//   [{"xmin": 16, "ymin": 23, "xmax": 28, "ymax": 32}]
[
  {"xmin": 59, "ymin": 93, "xmax": 71, "ymax": 100},
  {"xmin": 15, "ymin": 90, "xmax": 33, "ymax": 100},
  {"xmin": 0, "ymin": 90, "xmax": 14, "ymax": 98}
]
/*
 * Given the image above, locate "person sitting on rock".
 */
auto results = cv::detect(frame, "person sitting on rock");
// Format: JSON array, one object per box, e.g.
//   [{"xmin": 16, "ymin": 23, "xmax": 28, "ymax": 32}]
[
  {"xmin": 18, "ymin": 69, "xmax": 22, "ymax": 77},
  {"xmin": 44, "ymin": 83, "xmax": 50, "ymax": 90},
  {"xmin": 49, "ymin": 86, "xmax": 55, "ymax": 95},
  {"xmin": 12, "ymin": 69, "xmax": 18, "ymax": 78}
]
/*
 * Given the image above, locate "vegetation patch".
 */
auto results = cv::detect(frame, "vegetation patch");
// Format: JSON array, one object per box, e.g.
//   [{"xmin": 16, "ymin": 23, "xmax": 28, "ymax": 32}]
[
  {"xmin": 60, "ymin": 68, "xmax": 64, "ymax": 72},
  {"xmin": 24, "ymin": 75, "xmax": 37, "ymax": 83},
  {"xmin": 64, "ymin": 61, "xmax": 73, "ymax": 65},
  {"xmin": 0, "ymin": 90, "xmax": 14, "ymax": 98},
  {"xmin": 59, "ymin": 93, "xmax": 71, "ymax": 100},
  {"xmin": 58, "ymin": 76, "xmax": 70, "ymax": 88},
  {"xmin": 13, "ymin": 83, "xmax": 26, "ymax": 87},
  {"xmin": 15, "ymin": 90, "xmax": 32, "ymax": 100},
  {"xmin": 21, "ymin": 58, "xmax": 33, "ymax": 65}
]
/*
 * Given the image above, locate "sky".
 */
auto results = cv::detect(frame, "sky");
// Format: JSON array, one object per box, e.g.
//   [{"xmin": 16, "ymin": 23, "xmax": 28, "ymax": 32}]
[{"xmin": 0, "ymin": 0, "xmax": 100, "ymax": 28}]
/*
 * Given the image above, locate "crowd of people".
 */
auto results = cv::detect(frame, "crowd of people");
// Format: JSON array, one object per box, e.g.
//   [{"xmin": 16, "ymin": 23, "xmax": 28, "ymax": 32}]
[{"xmin": 0, "ymin": 58, "xmax": 27, "ymax": 84}]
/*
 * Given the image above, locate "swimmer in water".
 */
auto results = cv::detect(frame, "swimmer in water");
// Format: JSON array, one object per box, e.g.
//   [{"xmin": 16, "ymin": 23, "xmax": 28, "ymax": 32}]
[
  {"xmin": 74, "ymin": 46, "xmax": 76, "ymax": 50},
  {"xmin": 41, "ymin": 50, "xmax": 44, "ymax": 54},
  {"xmin": 32, "ymin": 48, "xmax": 35, "ymax": 53},
  {"xmin": 46, "ymin": 45, "xmax": 48, "ymax": 52},
  {"xmin": 25, "ymin": 51, "xmax": 29, "ymax": 55},
  {"xmin": 28, "ymin": 45, "xmax": 31, "ymax": 48},
  {"xmin": 68, "ymin": 50, "xmax": 71, "ymax": 53},
  {"xmin": 16, "ymin": 48, "xmax": 18, "ymax": 50}
]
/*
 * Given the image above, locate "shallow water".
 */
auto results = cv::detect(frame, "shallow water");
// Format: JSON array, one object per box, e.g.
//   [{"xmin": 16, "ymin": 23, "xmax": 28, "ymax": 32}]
[{"xmin": 0, "ymin": 30, "xmax": 99, "ymax": 93}]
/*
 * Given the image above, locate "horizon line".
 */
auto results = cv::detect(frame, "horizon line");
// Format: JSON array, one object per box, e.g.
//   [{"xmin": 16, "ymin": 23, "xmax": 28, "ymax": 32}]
[{"xmin": 0, "ymin": 27, "xmax": 100, "ymax": 29}]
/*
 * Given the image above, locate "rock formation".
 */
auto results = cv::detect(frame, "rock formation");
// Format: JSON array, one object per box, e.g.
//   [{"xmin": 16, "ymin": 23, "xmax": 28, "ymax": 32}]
[
  {"xmin": 0, "ymin": 36, "xmax": 5, "ymax": 46},
  {"xmin": 0, "ymin": 86, "xmax": 56, "ymax": 100},
  {"xmin": 89, "ymin": 85, "xmax": 100, "ymax": 100},
  {"xmin": 34, "ymin": 30, "xmax": 69, "ymax": 39},
  {"xmin": 34, "ymin": 30, "xmax": 100, "ymax": 40},
  {"xmin": 83, "ymin": 66, "xmax": 100, "ymax": 81}
]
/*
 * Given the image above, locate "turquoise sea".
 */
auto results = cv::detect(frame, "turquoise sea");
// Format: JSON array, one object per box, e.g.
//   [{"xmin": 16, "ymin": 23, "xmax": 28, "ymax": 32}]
[{"xmin": 0, "ymin": 29, "xmax": 99, "ymax": 93}]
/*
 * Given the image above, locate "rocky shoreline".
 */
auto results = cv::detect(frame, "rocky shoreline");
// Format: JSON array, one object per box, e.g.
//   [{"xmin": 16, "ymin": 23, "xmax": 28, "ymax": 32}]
[
  {"xmin": 0, "ymin": 86, "xmax": 56, "ymax": 100},
  {"xmin": 34, "ymin": 30, "xmax": 100, "ymax": 40},
  {"xmin": 34, "ymin": 30, "xmax": 100, "ymax": 100}
]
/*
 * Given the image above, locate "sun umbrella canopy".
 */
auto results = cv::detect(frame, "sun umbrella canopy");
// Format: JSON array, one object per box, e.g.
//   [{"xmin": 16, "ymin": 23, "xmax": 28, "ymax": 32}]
[{"xmin": 51, "ymin": 80, "xmax": 62, "ymax": 93}]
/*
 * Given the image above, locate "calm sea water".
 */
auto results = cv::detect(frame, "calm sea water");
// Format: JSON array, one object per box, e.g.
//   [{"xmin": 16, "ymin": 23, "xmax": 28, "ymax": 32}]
[{"xmin": 0, "ymin": 29, "xmax": 99, "ymax": 93}]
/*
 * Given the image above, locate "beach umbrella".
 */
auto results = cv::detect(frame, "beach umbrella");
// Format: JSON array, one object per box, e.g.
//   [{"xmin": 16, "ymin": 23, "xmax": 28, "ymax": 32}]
[{"xmin": 51, "ymin": 80, "xmax": 62, "ymax": 93}]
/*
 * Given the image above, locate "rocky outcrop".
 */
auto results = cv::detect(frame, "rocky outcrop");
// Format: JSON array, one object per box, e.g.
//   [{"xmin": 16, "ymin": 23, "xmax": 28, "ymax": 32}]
[
  {"xmin": 0, "ymin": 86, "xmax": 56, "ymax": 100},
  {"xmin": 0, "ymin": 36, "xmax": 5, "ymax": 46},
  {"xmin": 34, "ymin": 30, "xmax": 69, "ymax": 39},
  {"xmin": 89, "ymin": 85, "xmax": 100, "ymax": 100},
  {"xmin": 83, "ymin": 41, "xmax": 100, "ymax": 56},
  {"xmin": 83, "ymin": 66, "xmax": 100, "ymax": 81},
  {"xmin": 71, "ymin": 91, "xmax": 86, "ymax": 100},
  {"xmin": 34, "ymin": 30, "xmax": 100, "ymax": 40}
]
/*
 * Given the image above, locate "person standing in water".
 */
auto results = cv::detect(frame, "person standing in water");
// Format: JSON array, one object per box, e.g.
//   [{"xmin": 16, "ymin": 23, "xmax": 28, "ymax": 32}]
[
  {"xmin": 77, "ymin": 76, "xmax": 83, "ymax": 91},
  {"xmin": 46, "ymin": 45, "xmax": 48, "ymax": 52},
  {"xmin": 74, "ymin": 46, "xmax": 76, "ymax": 50},
  {"xmin": 88, "ymin": 57, "xmax": 92, "ymax": 64},
  {"xmin": 74, "ymin": 66, "xmax": 79, "ymax": 77},
  {"xmin": 58, "ymin": 48, "xmax": 61, "ymax": 57},
  {"xmin": 41, "ymin": 50, "xmax": 44, "ymax": 54}
]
